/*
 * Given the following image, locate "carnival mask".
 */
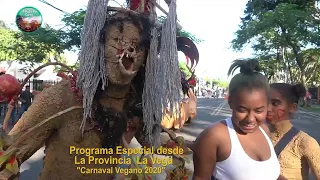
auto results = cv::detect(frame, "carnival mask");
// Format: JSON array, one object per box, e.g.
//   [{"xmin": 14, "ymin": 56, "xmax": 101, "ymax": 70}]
[{"xmin": 105, "ymin": 13, "xmax": 147, "ymax": 85}]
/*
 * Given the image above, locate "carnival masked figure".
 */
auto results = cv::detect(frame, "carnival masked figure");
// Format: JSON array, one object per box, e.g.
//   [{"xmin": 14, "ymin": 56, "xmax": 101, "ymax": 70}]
[{"xmin": 0, "ymin": 0, "xmax": 199, "ymax": 179}]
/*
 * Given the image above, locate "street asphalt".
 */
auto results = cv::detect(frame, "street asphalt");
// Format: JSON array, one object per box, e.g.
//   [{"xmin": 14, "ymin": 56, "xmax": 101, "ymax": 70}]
[{"xmin": 18, "ymin": 97, "xmax": 320, "ymax": 179}]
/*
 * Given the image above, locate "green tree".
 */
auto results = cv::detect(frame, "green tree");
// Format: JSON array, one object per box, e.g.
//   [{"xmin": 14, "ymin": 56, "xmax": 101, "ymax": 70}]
[
  {"xmin": 0, "ymin": 21, "xmax": 73, "ymax": 75},
  {"xmin": 232, "ymin": 1, "xmax": 320, "ymax": 86},
  {"xmin": 0, "ymin": 23, "xmax": 65, "ymax": 64},
  {"xmin": 219, "ymin": 81, "xmax": 229, "ymax": 88},
  {"xmin": 211, "ymin": 79, "xmax": 228, "ymax": 88},
  {"xmin": 60, "ymin": 9, "xmax": 85, "ymax": 50},
  {"xmin": 15, "ymin": 25, "xmax": 65, "ymax": 63},
  {"xmin": 0, "ymin": 27, "xmax": 17, "ymax": 61},
  {"xmin": 205, "ymin": 80, "xmax": 211, "ymax": 87}
]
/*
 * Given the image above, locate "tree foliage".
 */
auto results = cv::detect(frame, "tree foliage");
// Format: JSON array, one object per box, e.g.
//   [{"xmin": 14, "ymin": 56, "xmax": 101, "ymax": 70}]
[
  {"xmin": 211, "ymin": 79, "xmax": 228, "ymax": 88},
  {"xmin": 0, "ymin": 24, "xmax": 65, "ymax": 65},
  {"xmin": 60, "ymin": 9, "xmax": 85, "ymax": 50},
  {"xmin": 232, "ymin": 0, "xmax": 320, "ymax": 86}
]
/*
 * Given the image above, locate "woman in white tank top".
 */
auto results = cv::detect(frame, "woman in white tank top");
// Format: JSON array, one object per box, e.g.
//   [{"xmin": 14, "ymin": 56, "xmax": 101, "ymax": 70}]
[{"xmin": 193, "ymin": 59, "xmax": 283, "ymax": 180}]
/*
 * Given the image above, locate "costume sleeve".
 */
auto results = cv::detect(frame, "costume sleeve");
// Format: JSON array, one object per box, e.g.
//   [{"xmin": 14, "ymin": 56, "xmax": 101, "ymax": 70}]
[
  {"xmin": 8, "ymin": 80, "xmax": 79, "ymax": 163},
  {"xmin": 300, "ymin": 135, "xmax": 320, "ymax": 179}
]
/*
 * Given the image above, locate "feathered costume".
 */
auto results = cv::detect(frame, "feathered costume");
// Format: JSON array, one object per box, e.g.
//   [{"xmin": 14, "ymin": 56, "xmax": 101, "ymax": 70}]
[{"xmin": 0, "ymin": 0, "xmax": 199, "ymax": 179}]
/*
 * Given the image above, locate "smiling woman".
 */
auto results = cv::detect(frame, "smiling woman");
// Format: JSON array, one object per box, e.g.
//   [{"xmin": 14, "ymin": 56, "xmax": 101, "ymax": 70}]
[{"xmin": 193, "ymin": 59, "xmax": 281, "ymax": 180}]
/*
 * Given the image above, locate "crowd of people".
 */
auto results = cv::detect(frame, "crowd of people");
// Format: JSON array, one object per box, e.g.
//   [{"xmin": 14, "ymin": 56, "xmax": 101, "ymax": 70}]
[
  {"xmin": 200, "ymin": 88, "xmax": 227, "ymax": 99},
  {"xmin": 190, "ymin": 59, "xmax": 320, "ymax": 180}
]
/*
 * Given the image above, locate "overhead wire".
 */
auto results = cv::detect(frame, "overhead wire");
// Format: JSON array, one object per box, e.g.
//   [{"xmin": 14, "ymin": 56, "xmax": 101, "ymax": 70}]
[
  {"xmin": 37, "ymin": 0, "xmax": 71, "ymax": 30},
  {"xmin": 38, "ymin": 0, "xmax": 71, "ymax": 15}
]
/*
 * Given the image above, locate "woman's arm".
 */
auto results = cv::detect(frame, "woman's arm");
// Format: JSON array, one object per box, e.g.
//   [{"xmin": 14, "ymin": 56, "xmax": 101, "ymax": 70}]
[
  {"xmin": 300, "ymin": 135, "xmax": 320, "ymax": 179},
  {"xmin": 193, "ymin": 127, "xmax": 218, "ymax": 180}
]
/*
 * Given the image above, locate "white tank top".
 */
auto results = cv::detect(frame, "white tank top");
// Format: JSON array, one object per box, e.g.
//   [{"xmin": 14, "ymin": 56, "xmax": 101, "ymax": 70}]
[{"xmin": 213, "ymin": 118, "xmax": 280, "ymax": 180}]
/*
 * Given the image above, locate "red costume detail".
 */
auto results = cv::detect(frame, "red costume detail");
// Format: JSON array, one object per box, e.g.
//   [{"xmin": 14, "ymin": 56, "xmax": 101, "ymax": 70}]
[
  {"xmin": 277, "ymin": 109, "xmax": 285, "ymax": 119},
  {"xmin": 57, "ymin": 71, "xmax": 83, "ymax": 103},
  {"xmin": 188, "ymin": 79, "xmax": 196, "ymax": 86},
  {"xmin": 0, "ymin": 152, "xmax": 16, "ymax": 165},
  {"xmin": 129, "ymin": 0, "xmax": 150, "ymax": 14},
  {"xmin": 70, "ymin": 72, "xmax": 83, "ymax": 103}
]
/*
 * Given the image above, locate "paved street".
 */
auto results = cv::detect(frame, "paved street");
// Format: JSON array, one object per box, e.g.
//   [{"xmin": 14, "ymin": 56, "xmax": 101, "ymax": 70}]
[{"xmin": 19, "ymin": 98, "xmax": 320, "ymax": 179}]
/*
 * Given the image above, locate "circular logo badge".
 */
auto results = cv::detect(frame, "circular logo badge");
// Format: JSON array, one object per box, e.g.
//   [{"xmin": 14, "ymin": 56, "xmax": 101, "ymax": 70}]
[{"xmin": 16, "ymin": 6, "xmax": 43, "ymax": 32}]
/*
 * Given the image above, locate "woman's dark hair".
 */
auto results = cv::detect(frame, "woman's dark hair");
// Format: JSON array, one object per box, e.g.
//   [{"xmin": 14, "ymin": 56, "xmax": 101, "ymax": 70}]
[
  {"xmin": 227, "ymin": 59, "xmax": 269, "ymax": 100},
  {"xmin": 270, "ymin": 83, "xmax": 306, "ymax": 104}
]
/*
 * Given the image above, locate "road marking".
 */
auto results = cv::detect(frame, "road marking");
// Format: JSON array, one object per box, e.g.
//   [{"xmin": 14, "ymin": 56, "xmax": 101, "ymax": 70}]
[
  {"xmin": 210, "ymin": 102, "xmax": 223, "ymax": 115},
  {"xmin": 210, "ymin": 100, "xmax": 226, "ymax": 116},
  {"xmin": 298, "ymin": 112, "xmax": 320, "ymax": 120},
  {"xmin": 215, "ymin": 101, "xmax": 227, "ymax": 115}
]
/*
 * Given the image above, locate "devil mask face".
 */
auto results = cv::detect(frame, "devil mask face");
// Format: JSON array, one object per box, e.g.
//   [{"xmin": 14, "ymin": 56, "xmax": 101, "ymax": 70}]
[{"xmin": 104, "ymin": 13, "xmax": 148, "ymax": 85}]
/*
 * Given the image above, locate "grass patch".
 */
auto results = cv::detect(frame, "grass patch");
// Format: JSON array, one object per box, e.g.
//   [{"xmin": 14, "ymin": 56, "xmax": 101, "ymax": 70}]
[{"xmin": 304, "ymin": 105, "xmax": 320, "ymax": 113}]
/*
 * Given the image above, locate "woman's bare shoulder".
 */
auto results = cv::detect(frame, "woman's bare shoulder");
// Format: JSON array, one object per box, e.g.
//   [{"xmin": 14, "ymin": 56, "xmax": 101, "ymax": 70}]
[
  {"xmin": 196, "ymin": 120, "xmax": 228, "ymax": 145},
  {"xmin": 260, "ymin": 123, "xmax": 271, "ymax": 137}
]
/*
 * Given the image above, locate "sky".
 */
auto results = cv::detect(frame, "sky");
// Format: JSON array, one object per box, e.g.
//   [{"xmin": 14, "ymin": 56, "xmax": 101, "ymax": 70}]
[{"xmin": 0, "ymin": 0, "xmax": 254, "ymax": 81}]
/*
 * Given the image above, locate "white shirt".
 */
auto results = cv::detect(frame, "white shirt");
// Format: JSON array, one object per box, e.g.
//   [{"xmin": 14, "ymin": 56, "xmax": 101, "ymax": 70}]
[{"xmin": 213, "ymin": 118, "xmax": 280, "ymax": 180}]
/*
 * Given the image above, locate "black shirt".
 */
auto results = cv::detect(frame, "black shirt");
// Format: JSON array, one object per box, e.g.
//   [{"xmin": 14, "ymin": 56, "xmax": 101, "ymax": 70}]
[{"xmin": 20, "ymin": 91, "xmax": 34, "ymax": 106}]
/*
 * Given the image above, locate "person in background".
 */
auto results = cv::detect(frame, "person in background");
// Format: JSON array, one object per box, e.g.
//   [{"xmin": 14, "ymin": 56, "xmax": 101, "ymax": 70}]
[
  {"xmin": 19, "ymin": 85, "xmax": 34, "ymax": 119},
  {"xmin": 193, "ymin": 59, "xmax": 282, "ymax": 180},
  {"xmin": 216, "ymin": 88, "xmax": 220, "ymax": 99},
  {"xmin": 10, "ymin": 100, "xmax": 17, "ymax": 126},
  {"xmin": 0, "ymin": 94, "xmax": 4, "ymax": 116},
  {"xmin": 3, "ymin": 99, "xmax": 18, "ymax": 132},
  {"xmin": 267, "ymin": 83, "xmax": 320, "ymax": 180},
  {"xmin": 305, "ymin": 90, "xmax": 311, "ymax": 107}
]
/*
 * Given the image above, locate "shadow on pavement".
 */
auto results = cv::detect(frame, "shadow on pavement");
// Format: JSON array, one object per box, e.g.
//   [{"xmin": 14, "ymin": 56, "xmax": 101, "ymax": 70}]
[{"xmin": 20, "ymin": 147, "xmax": 44, "ymax": 180}]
